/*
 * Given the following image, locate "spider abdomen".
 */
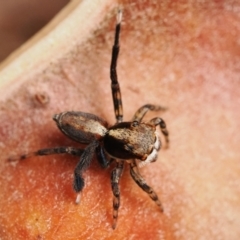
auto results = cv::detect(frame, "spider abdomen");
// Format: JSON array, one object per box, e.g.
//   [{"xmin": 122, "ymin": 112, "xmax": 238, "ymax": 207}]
[
  {"xmin": 103, "ymin": 121, "xmax": 158, "ymax": 160},
  {"xmin": 53, "ymin": 111, "xmax": 108, "ymax": 144}
]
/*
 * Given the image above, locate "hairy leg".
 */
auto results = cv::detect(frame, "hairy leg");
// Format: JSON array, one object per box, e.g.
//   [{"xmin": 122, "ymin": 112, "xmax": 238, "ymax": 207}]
[
  {"xmin": 149, "ymin": 117, "xmax": 169, "ymax": 148},
  {"xmin": 111, "ymin": 160, "xmax": 124, "ymax": 229},
  {"xmin": 8, "ymin": 146, "xmax": 84, "ymax": 162},
  {"xmin": 73, "ymin": 140, "xmax": 99, "ymax": 203},
  {"xmin": 132, "ymin": 104, "xmax": 167, "ymax": 122},
  {"xmin": 130, "ymin": 160, "xmax": 163, "ymax": 212},
  {"xmin": 96, "ymin": 145, "xmax": 112, "ymax": 168},
  {"xmin": 110, "ymin": 10, "xmax": 123, "ymax": 123}
]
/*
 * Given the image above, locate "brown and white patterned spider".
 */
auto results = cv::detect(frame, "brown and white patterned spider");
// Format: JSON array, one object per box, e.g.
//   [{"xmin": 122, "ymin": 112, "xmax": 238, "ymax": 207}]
[{"xmin": 9, "ymin": 10, "xmax": 169, "ymax": 229}]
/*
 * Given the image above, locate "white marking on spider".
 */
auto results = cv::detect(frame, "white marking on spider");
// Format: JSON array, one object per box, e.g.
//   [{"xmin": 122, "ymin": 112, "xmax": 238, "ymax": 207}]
[
  {"xmin": 138, "ymin": 133, "xmax": 161, "ymax": 168},
  {"xmin": 154, "ymin": 132, "xmax": 161, "ymax": 151},
  {"xmin": 117, "ymin": 9, "xmax": 122, "ymax": 24},
  {"xmin": 139, "ymin": 149, "xmax": 158, "ymax": 168},
  {"xmin": 75, "ymin": 193, "xmax": 81, "ymax": 204}
]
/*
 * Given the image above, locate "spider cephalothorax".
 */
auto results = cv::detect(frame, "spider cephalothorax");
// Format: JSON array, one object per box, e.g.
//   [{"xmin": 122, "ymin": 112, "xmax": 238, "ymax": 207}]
[{"xmin": 9, "ymin": 10, "xmax": 169, "ymax": 229}]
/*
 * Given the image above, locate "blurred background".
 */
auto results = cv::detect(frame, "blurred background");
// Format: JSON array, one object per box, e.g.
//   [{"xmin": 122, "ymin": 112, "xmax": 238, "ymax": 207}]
[{"xmin": 0, "ymin": 0, "xmax": 70, "ymax": 62}]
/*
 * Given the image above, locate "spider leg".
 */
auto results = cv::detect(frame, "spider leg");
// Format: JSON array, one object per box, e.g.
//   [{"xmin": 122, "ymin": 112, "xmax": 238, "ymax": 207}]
[
  {"xmin": 110, "ymin": 10, "xmax": 123, "ymax": 123},
  {"xmin": 149, "ymin": 117, "xmax": 169, "ymax": 148},
  {"xmin": 96, "ymin": 145, "xmax": 113, "ymax": 168},
  {"xmin": 130, "ymin": 160, "xmax": 163, "ymax": 212},
  {"xmin": 73, "ymin": 140, "xmax": 99, "ymax": 203},
  {"xmin": 132, "ymin": 104, "xmax": 167, "ymax": 122},
  {"xmin": 111, "ymin": 160, "xmax": 124, "ymax": 229},
  {"xmin": 8, "ymin": 146, "xmax": 84, "ymax": 162}
]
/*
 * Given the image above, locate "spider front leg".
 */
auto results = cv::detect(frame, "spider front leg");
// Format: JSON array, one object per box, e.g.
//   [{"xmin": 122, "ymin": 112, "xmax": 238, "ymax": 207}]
[
  {"xmin": 8, "ymin": 146, "xmax": 84, "ymax": 162},
  {"xmin": 111, "ymin": 160, "xmax": 124, "ymax": 229},
  {"xmin": 110, "ymin": 10, "xmax": 123, "ymax": 123},
  {"xmin": 132, "ymin": 104, "xmax": 167, "ymax": 122},
  {"xmin": 130, "ymin": 160, "xmax": 164, "ymax": 212}
]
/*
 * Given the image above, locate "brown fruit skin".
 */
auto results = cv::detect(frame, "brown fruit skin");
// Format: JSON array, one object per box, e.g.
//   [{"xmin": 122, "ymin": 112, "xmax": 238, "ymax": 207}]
[{"xmin": 0, "ymin": 0, "xmax": 240, "ymax": 239}]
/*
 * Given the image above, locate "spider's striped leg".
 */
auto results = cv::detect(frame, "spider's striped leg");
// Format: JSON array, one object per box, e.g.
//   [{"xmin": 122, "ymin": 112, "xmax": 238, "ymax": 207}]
[
  {"xmin": 132, "ymin": 104, "xmax": 167, "ymax": 122},
  {"xmin": 110, "ymin": 10, "xmax": 123, "ymax": 123},
  {"xmin": 74, "ymin": 140, "xmax": 99, "ymax": 203},
  {"xmin": 8, "ymin": 146, "xmax": 84, "ymax": 162},
  {"xmin": 149, "ymin": 117, "xmax": 169, "ymax": 148},
  {"xmin": 130, "ymin": 160, "xmax": 163, "ymax": 212},
  {"xmin": 111, "ymin": 160, "xmax": 124, "ymax": 229}
]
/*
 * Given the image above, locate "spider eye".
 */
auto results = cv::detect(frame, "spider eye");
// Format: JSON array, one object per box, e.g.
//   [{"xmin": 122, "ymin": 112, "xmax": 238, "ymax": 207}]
[{"xmin": 131, "ymin": 121, "xmax": 139, "ymax": 127}]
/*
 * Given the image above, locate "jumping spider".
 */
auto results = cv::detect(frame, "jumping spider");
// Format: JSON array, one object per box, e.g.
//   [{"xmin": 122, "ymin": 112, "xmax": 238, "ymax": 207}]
[{"xmin": 9, "ymin": 10, "xmax": 169, "ymax": 229}]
